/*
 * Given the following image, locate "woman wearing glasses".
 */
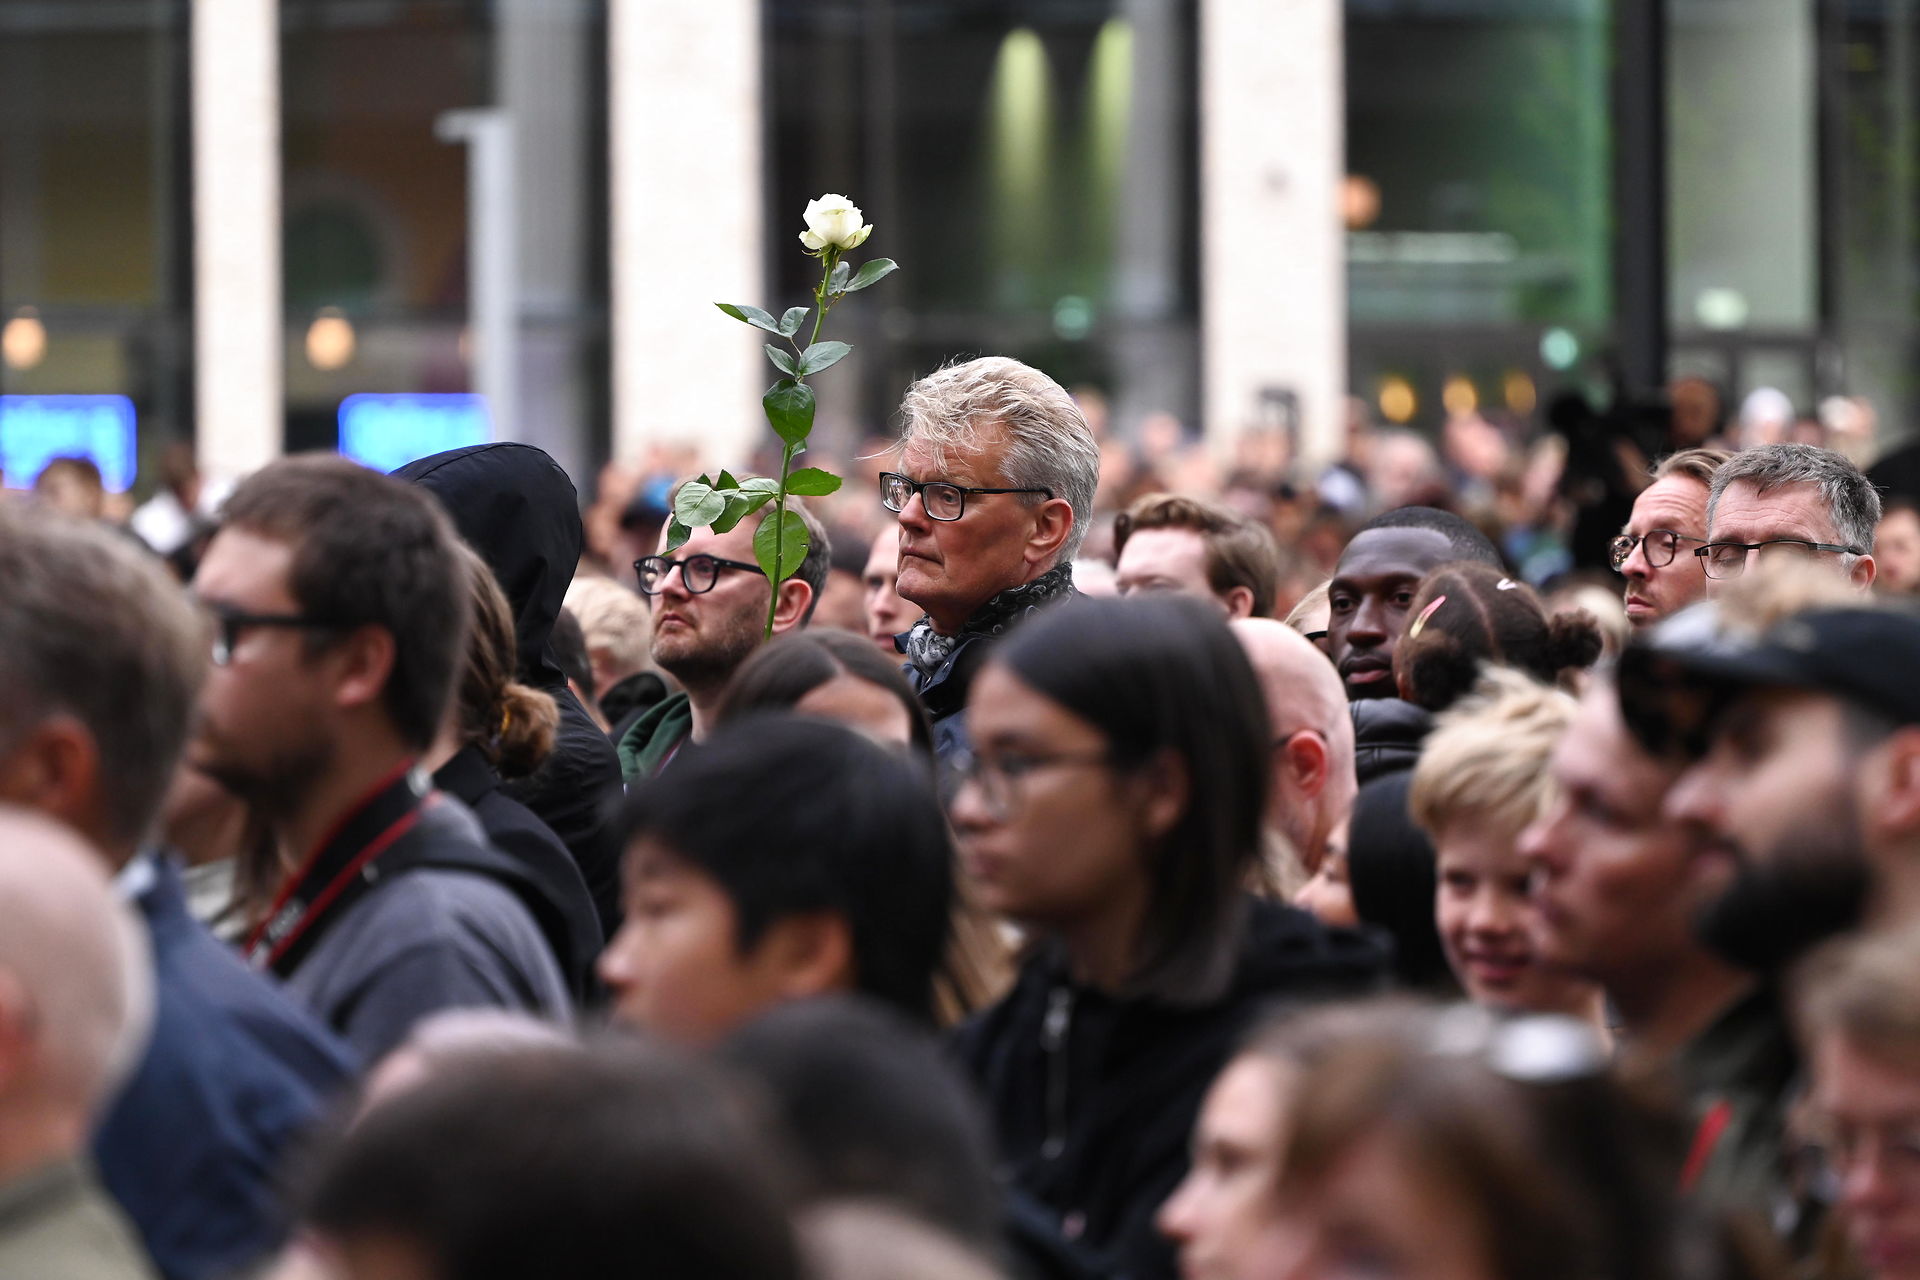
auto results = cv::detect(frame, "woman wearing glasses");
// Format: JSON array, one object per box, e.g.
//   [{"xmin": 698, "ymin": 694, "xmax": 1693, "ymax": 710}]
[{"xmin": 948, "ymin": 595, "xmax": 1385, "ymax": 1280}]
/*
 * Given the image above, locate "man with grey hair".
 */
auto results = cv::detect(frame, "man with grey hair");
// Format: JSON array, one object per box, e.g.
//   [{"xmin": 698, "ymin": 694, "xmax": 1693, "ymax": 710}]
[
  {"xmin": 881, "ymin": 356, "xmax": 1099, "ymax": 757},
  {"xmin": 0, "ymin": 806, "xmax": 155, "ymax": 1280},
  {"xmin": 0, "ymin": 503, "xmax": 355, "ymax": 1280},
  {"xmin": 1702, "ymin": 442, "xmax": 1879, "ymax": 592}
]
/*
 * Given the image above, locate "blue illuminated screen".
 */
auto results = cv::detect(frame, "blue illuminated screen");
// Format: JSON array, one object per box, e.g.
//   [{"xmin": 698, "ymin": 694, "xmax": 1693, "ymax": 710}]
[
  {"xmin": 338, "ymin": 393, "xmax": 490, "ymax": 473},
  {"xmin": 0, "ymin": 395, "xmax": 138, "ymax": 491}
]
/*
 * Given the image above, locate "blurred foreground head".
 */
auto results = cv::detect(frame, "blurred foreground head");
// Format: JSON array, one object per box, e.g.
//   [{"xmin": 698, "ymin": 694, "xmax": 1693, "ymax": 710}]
[
  {"xmin": 0, "ymin": 502, "xmax": 207, "ymax": 863},
  {"xmin": 0, "ymin": 807, "xmax": 153, "ymax": 1179},
  {"xmin": 1797, "ymin": 926, "xmax": 1920, "ymax": 1280},
  {"xmin": 1266, "ymin": 1005, "xmax": 1693, "ymax": 1280},
  {"xmin": 1619, "ymin": 568, "xmax": 1920, "ymax": 969},
  {"xmin": 302, "ymin": 1041, "xmax": 800, "ymax": 1280}
]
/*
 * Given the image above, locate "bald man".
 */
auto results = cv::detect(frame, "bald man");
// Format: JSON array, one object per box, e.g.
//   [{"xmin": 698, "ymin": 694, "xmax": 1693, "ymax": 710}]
[
  {"xmin": 1232, "ymin": 619, "xmax": 1357, "ymax": 874},
  {"xmin": 0, "ymin": 807, "xmax": 156, "ymax": 1280}
]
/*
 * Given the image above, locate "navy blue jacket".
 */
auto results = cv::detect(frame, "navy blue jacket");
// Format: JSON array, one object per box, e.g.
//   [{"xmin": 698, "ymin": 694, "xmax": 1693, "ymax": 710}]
[{"xmin": 93, "ymin": 856, "xmax": 356, "ymax": 1280}]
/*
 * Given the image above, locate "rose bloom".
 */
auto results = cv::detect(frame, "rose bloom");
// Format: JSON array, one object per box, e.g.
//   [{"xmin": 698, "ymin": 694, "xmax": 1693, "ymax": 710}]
[{"xmin": 800, "ymin": 193, "xmax": 872, "ymax": 252}]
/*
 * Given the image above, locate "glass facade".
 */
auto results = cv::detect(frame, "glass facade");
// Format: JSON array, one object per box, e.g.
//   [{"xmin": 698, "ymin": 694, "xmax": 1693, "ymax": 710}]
[
  {"xmin": 2, "ymin": 1, "xmax": 1915, "ymax": 487},
  {"xmin": 280, "ymin": 0, "xmax": 610, "ymax": 477},
  {"xmin": 765, "ymin": 0, "xmax": 1201, "ymax": 454},
  {"xmin": 1344, "ymin": 0, "xmax": 1613, "ymax": 430},
  {"xmin": 0, "ymin": 0, "xmax": 193, "ymax": 490}
]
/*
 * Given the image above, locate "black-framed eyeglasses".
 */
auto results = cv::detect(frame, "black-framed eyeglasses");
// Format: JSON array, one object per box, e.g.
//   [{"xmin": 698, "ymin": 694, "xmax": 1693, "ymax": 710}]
[
  {"xmin": 1693, "ymin": 538, "xmax": 1866, "ymax": 581},
  {"xmin": 634, "ymin": 554, "xmax": 765, "ymax": 596},
  {"xmin": 1609, "ymin": 529, "xmax": 1705, "ymax": 572},
  {"xmin": 205, "ymin": 606, "xmax": 351, "ymax": 667},
  {"xmin": 943, "ymin": 745, "xmax": 1111, "ymax": 820},
  {"xmin": 879, "ymin": 472, "xmax": 1054, "ymax": 522}
]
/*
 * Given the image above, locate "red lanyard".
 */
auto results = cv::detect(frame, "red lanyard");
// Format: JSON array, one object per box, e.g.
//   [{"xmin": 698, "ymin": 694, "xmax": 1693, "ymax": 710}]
[{"xmin": 245, "ymin": 760, "xmax": 426, "ymax": 972}]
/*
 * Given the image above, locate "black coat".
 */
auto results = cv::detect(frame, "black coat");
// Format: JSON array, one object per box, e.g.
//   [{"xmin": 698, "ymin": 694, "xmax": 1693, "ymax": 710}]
[
  {"xmin": 395, "ymin": 444, "xmax": 626, "ymax": 936},
  {"xmin": 432, "ymin": 745, "xmax": 605, "ymax": 1001},
  {"xmin": 901, "ymin": 629, "xmax": 997, "ymax": 765},
  {"xmin": 951, "ymin": 895, "xmax": 1386, "ymax": 1280},
  {"xmin": 1349, "ymin": 697, "xmax": 1433, "ymax": 787}
]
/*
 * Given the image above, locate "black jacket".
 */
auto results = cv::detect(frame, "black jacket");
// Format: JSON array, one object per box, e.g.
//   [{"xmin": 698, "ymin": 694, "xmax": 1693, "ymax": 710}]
[
  {"xmin": 902, "ymin": 630, "xmax": 997, "ymax": 765},
  {"xmin": 1349, "ymin": 697, "xmax": 1433, "ymax": 786},
  {"xmin": 432, "ymin": 745, "xmax": 605, "ymax": 1001},
  {"xmin": 395, "ymin": 444, "xmax": 626, "ymax": 935},
  {"xmin": 951, "ymin": 895, "xmax": 1386, "ymax": 1280}
]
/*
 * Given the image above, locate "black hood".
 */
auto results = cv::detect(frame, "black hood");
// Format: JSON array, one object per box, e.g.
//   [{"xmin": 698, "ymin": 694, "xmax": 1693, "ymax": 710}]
[{"xmin": 394, "ymin": 443, "xmax": 580, "ymax": 690}]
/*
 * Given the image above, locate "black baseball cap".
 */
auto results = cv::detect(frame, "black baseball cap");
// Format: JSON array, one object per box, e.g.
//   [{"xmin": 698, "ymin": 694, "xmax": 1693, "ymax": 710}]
[{"xmin": 1618, "ymin": 601, "xmax": 1920, "ymax": 758}]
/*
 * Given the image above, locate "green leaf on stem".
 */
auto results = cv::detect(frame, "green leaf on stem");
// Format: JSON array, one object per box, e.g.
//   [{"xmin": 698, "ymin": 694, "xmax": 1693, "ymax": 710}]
[
  {"xmin": 716, "ymin": 303, "xmax": 784, "ymax": 334},
  {"xmin": 765, "ymin": 344, "xmax": 800, "ymax": 377},
  {"xmin": 665, "ymin": 517, "xmax": 692, "ymax": 552},
  {"xmin": 739, "ymin": 476, "xmax": 780, "ymax": 496},
  {"xmin": 778, "ymin": 307, "xmax": 810, "ymax": 337},
  {"xmin": 716, "ymin": 469, "xmax": 739, "ymax": 492},
  {"xmin": 828, "ymin": 260, "xmax": 851, "ymax": 295},
  {"xmin": 754, "ymin": 508, "xmax": 811, "ymax": 584},
  {"xmin": 763, "ymin": 380, "xmax": 816, "ymax": 446},
  {"xmin": 711, "ymin": 495, "xmax": 751, "ymax": 534},
  {"xmin": 842, "ymin": 259, "xmax": 899, "ymax": 293},
  {"xmin": 785, "ymin": 466, "xmax": 843, "ymax": 497},
  {"xmin": 796, "ymin": 341, "xmax": 852, "ymax": 376},
  {"xmin": 674, "ymin": 480, "xmax": 726, "ymax": 528}
]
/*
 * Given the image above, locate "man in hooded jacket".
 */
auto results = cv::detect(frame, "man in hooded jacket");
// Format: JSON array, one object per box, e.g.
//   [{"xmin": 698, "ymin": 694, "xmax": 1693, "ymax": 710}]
[{"xmin": 396, "ymin": 444, "xmax": 626, "ymax": 936}]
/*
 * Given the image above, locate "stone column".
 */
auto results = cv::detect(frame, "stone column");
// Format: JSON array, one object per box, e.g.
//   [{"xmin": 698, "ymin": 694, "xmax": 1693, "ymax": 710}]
[
  {"xmin": 192, "ymin": 0, "xmax": 282, "ymax": 479},
  {"xmin": 1200, "ymin": 0, "xmax": 1345, "ymax": 465},
  {"xmin": 609, "ymin": 0, "xmax": 764, "ymax": 468}
]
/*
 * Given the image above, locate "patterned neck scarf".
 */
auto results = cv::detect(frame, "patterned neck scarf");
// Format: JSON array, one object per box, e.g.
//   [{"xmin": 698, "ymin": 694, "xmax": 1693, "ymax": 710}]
[{"xmin": 902, "ymin": 563, "xmax": 1077, "ymax": 678}]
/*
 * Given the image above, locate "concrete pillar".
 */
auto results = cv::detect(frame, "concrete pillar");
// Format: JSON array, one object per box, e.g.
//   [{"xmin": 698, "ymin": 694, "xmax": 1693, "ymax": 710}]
[
  {"xmin": 192, "ymin": 0, "xmax": 282, "ymax": 479},
  {"xmin": 497, "ymin": 0, "xmax": 590, "ymax": 479},
  {"xmin": 609, "ymin": 0, "xmax": 764, "ymax": 470},
  {"xmin": 1200, "ymin": 0, "xmax": 1345, "ymax": 465}
]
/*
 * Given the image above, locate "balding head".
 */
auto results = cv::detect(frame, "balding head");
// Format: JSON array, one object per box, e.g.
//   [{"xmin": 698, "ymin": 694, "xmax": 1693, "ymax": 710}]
[
  {"xmin": 1232, "ymin": 620, "xmax": 1357, "ymax": 871},
  {"xmin": 0, "ymin": 807, "xmax": 152, "ymax": 1174}
]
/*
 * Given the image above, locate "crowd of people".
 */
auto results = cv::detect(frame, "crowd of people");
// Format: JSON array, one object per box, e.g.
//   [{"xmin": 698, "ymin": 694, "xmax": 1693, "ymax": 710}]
[{"xmin": 8, "ymin": 352, "xmax": 1920, "ymax": 1280}]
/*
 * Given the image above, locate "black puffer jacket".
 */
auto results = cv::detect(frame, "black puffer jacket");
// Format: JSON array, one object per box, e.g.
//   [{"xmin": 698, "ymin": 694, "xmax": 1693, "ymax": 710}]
[
  {"xmin": 952, "ymin": 895, "xmax": 1386, "ymax": 1280},
  {"xmin": 1350, "ymin": 697, "xmax": 1433, "ymax": 786},
  {"xmin": 395, "ymin": 444, "xmax": 626, "ymax": 937}
]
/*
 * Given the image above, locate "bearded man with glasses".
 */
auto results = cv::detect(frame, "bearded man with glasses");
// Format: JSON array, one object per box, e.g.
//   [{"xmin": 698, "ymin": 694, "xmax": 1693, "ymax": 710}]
[
  {"xmin": 880, "ymin": 356, "xmax": 1100, "ymax": 761},
  {"xmin": 615, "ymin": 492, "xmax": 830, "ymax": 781},
  {"xmin": 1613, "ymin": 447, "xmax": 1728, "ymax": 628}
]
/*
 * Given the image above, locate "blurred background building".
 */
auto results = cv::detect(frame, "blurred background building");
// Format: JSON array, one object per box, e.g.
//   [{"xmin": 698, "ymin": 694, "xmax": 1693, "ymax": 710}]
[{"xmin": 0, "ymin": 0, "xmax": 1915, "ymax": 496}]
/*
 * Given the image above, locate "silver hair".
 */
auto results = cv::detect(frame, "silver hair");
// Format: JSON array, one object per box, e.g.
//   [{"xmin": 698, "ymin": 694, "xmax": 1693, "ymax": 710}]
[
  {"xmin": 897, "ymin": 356, "xmax": 1100, "ymax": 561},
  {"xmin": 1708, "ymin": 442, "xmax": 1883, "ymax": 556}
]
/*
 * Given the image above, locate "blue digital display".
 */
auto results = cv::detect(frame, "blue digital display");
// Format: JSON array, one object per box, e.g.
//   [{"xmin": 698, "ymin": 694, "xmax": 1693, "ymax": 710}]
[
  {"xmin": 338, "ymin": 393, "xmax": 490, "ymax": 473},
  {"xmin": 0, "ymin": 395, "xmax": 138, "ymax": 491}
]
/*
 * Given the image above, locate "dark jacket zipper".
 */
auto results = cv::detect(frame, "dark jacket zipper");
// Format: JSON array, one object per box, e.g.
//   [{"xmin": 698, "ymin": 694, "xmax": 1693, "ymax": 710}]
[{"xmin": 1041, "ymin": 985, "xmax": 1074, "ymax": 1160}]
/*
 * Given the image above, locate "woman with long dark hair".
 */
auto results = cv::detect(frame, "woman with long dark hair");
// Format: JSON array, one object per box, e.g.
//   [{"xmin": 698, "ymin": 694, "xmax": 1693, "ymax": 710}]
[{"xmin": 948, "ymin": 595, "xmax": 1385, "ymax": 1279}]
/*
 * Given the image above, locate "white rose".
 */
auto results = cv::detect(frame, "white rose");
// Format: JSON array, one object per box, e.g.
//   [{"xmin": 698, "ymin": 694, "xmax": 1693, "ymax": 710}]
[{"xmin": 799, "ymin": 193, "xmax": 873, "ymax": 252}]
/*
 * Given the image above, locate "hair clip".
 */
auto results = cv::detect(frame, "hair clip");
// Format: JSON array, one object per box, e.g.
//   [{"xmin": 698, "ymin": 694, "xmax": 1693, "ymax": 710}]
[
  {"xmin": 1496, "ymin": 577, "xmax": 1519, "ymax": 591},
  {"xmin": 1408, "ymin": 594, "xmax": 1448, "ymax": 639}
]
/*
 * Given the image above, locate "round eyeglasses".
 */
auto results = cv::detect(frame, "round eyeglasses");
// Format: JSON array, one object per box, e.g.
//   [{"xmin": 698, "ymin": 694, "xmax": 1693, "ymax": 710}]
[
  {"xmin": 943, "ymin": 746, "xmax": 1112, "ymax": 820},
  {"xmin": 1693, "ymin": 538, "xmax": 1864, "ymax": 581},
  {"xmin": 1609, "ymin": 529, "xmax": 1704, "ymax": 572},
  {"xmin": 634, "ymin": 554, "xmax": 765, "ymax": 596},
  {"xmin": 879, "ymin": 472, "xmax": 1053, "ymax": 522}
]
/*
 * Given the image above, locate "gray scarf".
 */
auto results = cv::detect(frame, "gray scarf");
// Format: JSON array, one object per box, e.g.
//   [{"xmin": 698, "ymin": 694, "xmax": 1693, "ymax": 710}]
[{"xmin": 903, "ymin": 563, "xmax": 1077, "ymax": 678}]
